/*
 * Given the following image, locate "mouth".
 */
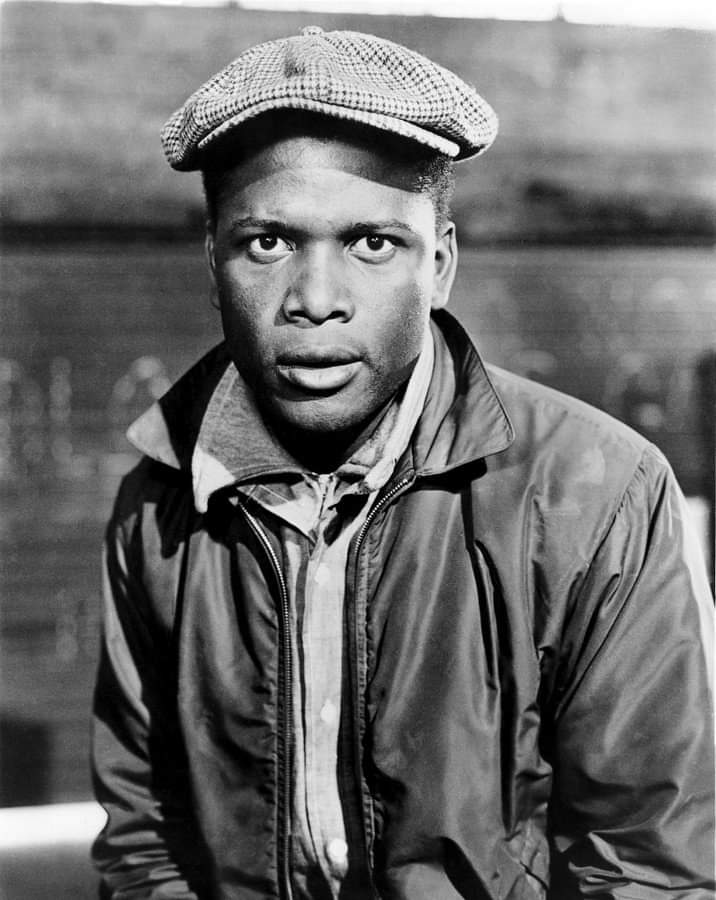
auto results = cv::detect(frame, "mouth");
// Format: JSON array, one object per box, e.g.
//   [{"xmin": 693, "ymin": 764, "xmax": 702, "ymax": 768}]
[{"xmin": 276, "ymin": 347, "xmax": 362, "ymax": 394}]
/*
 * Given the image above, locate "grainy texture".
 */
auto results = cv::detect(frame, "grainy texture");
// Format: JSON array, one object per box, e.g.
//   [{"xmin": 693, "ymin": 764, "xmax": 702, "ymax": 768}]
[
  {"xmin": 1, "ymin": 243, "xmax": 713, "ymax": 807},
  {"xmin": 1, "ymin": 5, "xmax": 714, "ymax": 240}
]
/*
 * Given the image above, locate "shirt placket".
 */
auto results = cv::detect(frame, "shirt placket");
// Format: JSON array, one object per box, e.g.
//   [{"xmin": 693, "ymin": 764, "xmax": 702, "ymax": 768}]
[
  {"xmin": 313, "ymin": 478, "xmax": 365, "ymax": 885},
  {"xmin": 302, "ymin": 514, "xmax": 349, "ymax": 894},
  {"xmin": 273, "ymin": 474, "xmax": 366, "ymax": 899}
]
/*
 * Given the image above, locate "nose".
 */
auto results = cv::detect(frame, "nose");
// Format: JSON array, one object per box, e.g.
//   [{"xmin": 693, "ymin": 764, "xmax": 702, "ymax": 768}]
[{"xmin": 282, "ymin": 247, "xmax": 353, "ymax": 325}]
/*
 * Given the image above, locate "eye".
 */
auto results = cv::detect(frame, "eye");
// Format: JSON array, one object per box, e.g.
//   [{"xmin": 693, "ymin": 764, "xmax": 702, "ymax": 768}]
[
  {"xmin": 350, "ymin": 234, "xmax": 397, "ymax": 261},
  {"xmin": 247, "ymin": 234, "xmax": 293, "ymax": 261}
]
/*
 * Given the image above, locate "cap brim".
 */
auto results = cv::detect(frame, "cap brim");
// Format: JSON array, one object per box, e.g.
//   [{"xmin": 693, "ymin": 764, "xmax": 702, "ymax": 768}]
[{"xmin": 185, "ymin": 97, "xmax": 467, "ymax": 171}]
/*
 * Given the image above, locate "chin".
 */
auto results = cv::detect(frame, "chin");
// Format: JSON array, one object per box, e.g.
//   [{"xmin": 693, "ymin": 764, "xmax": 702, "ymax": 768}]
[
  {"xmin": 271, "ymin": 396, "xmax": 372, "ymax": 436},
  {"xmin": 280, "ymin": 407, "xmax": 357, "ymax": 436}
]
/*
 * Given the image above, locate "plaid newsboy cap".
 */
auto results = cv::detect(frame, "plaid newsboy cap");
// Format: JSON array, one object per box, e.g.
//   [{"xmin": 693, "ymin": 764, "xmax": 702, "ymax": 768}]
[{"xmin": 161, "ymin": 26, "xmax": 498, "ymax": 170}]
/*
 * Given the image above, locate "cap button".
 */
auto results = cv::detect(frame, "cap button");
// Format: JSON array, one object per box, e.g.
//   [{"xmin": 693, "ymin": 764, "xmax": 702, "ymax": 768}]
[{"xmin": 301, "ymin": 26, "xmax": 324, "ymax": 36}]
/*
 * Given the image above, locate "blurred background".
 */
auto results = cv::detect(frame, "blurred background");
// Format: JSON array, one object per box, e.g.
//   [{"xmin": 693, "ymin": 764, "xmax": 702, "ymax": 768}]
[{"xmin": 1, "ymin": 0, "xmax": 714, "ymax": 895}]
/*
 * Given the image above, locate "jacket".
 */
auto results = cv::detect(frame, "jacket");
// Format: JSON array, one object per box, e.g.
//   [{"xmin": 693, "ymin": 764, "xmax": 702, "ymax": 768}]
[{"xmin": 92, "ymin": 310, "xmax": 715, "ymax": 900}]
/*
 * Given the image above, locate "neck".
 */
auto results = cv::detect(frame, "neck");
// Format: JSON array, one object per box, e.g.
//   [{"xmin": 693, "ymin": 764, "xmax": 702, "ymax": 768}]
[{"xmin": 267, "ymin": 400, "xmax": 395, "ymax": 474}]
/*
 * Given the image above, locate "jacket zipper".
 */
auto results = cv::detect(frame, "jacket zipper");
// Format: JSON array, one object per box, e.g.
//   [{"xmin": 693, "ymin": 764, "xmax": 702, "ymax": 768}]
[
  {"xmin": 237, "ymin": 501, "xmax": 294, "ymax": 900},
  {"xmin": 236, "ymin": 475, "xmax": 411, "ymax": 897},
  {"xmin": 355, "ymin": 478, "xmax": 412, "ymax": 555},
  {"xmin": 351, "ymin": 476, "xmax": 414, "ymax": 873}
]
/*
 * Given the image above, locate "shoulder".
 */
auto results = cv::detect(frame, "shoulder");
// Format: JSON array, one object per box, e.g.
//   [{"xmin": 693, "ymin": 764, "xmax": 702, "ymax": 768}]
[
  {"xmin": 479, "ymin": 365, "xmax": 677, "ymax": 583},
  {"xmin": 486, "ymin": 363, "xmax": 666, "ymax": 490},
  {"xmin": 489, "ymin": 364, "xmax": 649, "ymax": 454},
  {"xmin": 107, "ymin": 456, "xmax": 197, "ymax": 558}
]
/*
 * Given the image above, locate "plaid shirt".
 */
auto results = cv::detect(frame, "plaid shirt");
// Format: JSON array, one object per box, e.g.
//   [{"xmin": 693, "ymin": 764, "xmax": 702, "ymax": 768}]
[{"xmin": 191, "ymin": 335, "xmax": 434, "ymax": 898}]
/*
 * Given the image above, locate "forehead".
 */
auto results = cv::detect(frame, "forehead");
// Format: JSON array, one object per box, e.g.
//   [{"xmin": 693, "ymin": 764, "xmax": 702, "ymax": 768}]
[
  {"xmin": 215, "ymin": 132, "xmax": 426, "ymax": 197},
  {"xmin": 208, "ymin": 133, "xmax": 438, "ymax": 236}
]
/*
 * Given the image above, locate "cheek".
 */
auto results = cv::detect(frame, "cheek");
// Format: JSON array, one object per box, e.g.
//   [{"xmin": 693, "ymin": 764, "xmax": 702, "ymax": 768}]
[
  {"xmin": 371, "ymin": 281, "xmax": 432, "ymax": 367},
  {"xmin": 216, "ymin": 275, "xmax": 268, "ymax": 352}
]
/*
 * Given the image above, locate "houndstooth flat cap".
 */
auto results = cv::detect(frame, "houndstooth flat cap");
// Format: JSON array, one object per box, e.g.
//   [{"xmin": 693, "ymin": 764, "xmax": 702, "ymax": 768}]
[{"xmin": 161, "ymin": 26, "xmax": 498, "ymax": 170}]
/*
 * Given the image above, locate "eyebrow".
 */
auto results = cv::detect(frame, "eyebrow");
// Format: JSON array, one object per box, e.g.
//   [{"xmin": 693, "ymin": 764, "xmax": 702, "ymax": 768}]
[
  {"xmin": 227, "ymin": 216, "xmax": 419, "ymax": 237},
  {"xmin": 348, "ymin": 220, "xmax": 419, "ymax": 236},
  {"xmin": 228, "ymin": 217, "xmax": 287, "ymax": 235}
]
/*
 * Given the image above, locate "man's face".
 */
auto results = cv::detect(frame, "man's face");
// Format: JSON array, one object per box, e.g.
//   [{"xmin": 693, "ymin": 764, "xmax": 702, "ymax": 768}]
[{"xmin": 206, "ymin": 133, "xmax": 456, "ymax": 445}]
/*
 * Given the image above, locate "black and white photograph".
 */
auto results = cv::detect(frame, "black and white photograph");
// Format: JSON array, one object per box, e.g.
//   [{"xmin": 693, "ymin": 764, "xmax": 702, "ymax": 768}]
[{"xmin": 1, "ymin": 0, "xmax": 714, "ymax": 896}]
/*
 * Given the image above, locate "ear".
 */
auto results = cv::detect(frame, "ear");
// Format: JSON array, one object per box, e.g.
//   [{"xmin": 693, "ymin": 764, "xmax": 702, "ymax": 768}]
[
  {"xmin": 205, "ymin": 224, "xmax": 220, "ymax": 309},
  {"xmin": 431, "ymin": 221, "xmax": 457, "ymax": 311},
  {"xmin": 205, "ymin": 224, "xmax": 217, "ymax": 280}
]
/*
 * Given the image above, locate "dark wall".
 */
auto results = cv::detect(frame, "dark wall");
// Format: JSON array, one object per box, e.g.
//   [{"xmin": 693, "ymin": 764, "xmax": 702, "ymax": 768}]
[{"xmin": 2, "ymin": 3, "xmax": 715, "ymax": 242}]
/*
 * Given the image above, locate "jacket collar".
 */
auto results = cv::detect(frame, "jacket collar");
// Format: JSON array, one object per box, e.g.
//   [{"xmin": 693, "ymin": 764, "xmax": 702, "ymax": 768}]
[
  {"xmin": 411, "ymin": 309, "xmax": 514, "ymax": 476},
  {"xmin": 126, "ymin": 309, "xmax": 514, "ymax": 490}
]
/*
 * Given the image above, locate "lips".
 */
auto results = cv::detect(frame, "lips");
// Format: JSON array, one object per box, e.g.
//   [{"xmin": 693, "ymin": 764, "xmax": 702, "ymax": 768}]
[{"xmin": 276, "ymin": 346, "xmax": 362, "ymax": 393}]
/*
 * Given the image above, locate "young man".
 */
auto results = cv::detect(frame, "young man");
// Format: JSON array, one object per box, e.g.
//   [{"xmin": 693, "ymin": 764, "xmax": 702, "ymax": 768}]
[{"xmin": 92, "ymin": 27, "xmax": 715, "ymax": 900}]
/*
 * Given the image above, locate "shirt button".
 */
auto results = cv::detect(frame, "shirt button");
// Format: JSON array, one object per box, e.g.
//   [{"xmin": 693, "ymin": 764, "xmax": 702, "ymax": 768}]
[
  {"xmin": 326, "ymin": 837, "xmax": 348, "ymax": 866},
  {"xmin": 319, "ymin": 700, "xmax": 337, "ymax": 725},
  {"xmin": 314, "ymin": 563, "xmax": 331, "ymax": 586}
]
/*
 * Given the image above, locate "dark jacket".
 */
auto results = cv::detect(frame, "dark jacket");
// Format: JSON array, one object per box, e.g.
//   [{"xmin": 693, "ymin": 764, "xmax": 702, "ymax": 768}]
[{"xmin": 92, "ymin": 310, "xmax": 715, "ymax": 900}]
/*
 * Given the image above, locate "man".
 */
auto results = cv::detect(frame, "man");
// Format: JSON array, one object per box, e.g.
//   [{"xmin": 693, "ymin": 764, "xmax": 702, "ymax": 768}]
[{"xmin": 91, "ymin": 27, "xmax": 714, "ymax": 900}]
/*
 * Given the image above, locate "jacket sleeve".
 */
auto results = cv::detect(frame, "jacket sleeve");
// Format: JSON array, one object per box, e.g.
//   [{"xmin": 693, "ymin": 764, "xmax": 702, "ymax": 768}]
[
  {"xmin": 547, "ymin": 446, "xmax": 715, "ymax": 898},
  {"xmin": 91, "ymin": 486, "xmax": 209, "ymax": 899}
]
